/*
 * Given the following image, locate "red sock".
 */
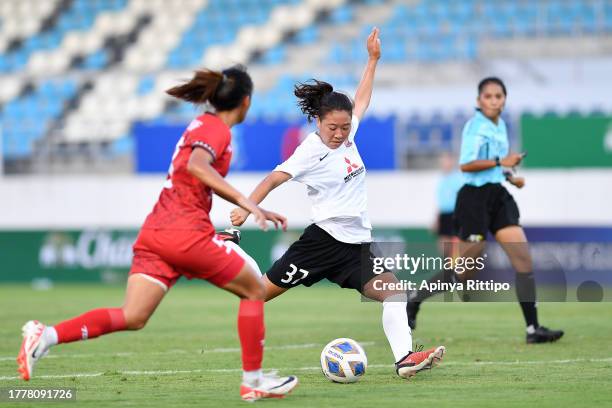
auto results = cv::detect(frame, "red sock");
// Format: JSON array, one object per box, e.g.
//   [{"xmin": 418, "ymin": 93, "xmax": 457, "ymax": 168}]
[
  {"xmin": 238, "ymin": 300, "xmax": 264, "ymax": 371},
  {"xmin": 54, "ymin": 308, "xmax": 127, "ymax": 344}
]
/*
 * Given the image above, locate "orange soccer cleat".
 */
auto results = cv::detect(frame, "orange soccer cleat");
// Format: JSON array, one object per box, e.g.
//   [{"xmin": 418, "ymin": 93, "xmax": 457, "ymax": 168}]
[
  {"xmin": 240, "ymin": 372, "xmax": 298, "ymax": 402},
  {"xmin": 17, "ymin": 320, "xmax": 50, "ymax": 381},
  {"xmin": 395, "ymin": 345, "xmax": 445, "ymax": 379}
]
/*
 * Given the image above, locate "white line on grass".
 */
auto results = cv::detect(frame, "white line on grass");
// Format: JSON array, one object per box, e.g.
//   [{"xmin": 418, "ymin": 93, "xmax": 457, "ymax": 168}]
[
  {"xmin": 1, "ymin": 357, "xmax": 611, "ymax": 381},
  {"xmin": 0, "ymin": 342, "xmax": 376, "ymax": 362}
]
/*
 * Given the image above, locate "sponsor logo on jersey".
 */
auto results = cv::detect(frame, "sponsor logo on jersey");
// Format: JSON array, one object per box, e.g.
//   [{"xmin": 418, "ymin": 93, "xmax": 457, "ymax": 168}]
[
  {"xmin": 343, "ymin": 157, "xmax": 364, "ymax": 183},
  {"xmin": 345, "ymin": 157, "xmax": 359, "ymax": 174},
  {"xmin": 319, "ymin": 152, "xmax": 330, "ymax": 161}
]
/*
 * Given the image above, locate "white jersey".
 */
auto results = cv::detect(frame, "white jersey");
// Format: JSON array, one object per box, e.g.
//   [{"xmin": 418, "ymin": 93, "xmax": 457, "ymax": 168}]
[{"xmin": 274, "ymin": 115, "xmax": 371, "ymax": 244}]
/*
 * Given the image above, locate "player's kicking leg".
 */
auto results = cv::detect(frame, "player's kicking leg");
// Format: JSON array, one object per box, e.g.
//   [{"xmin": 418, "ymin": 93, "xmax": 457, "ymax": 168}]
[
  {"xmin": 17, "ymin": 274, "xmax": 165, "ymax": 380},
  {"xmin": 362, "ymin": 272, "xmax": 446, "ymax": 379}
]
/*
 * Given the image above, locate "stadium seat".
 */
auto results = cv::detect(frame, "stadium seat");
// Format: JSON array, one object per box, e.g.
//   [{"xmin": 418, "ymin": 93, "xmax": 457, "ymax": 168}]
[
  {"xmin": 2, "ymin": 79, "xmax": 79, "ymax": 158},
  {"xmin": 167, "ymin": 0, "xmax": 301, "ymax": 69}
]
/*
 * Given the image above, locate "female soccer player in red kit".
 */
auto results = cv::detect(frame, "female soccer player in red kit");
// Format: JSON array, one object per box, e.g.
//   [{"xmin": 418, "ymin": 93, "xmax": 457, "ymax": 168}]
[{"xmin": 17, "ymin": 66, "xmax": 298, "ymax": 402}]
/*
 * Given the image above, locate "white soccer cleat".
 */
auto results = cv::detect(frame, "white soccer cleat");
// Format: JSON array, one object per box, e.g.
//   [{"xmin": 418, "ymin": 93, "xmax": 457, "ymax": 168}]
[
  {"xmin": 240, "ymin": 372, "xmax": 298, "ymax": 402},
  {"xmin": 17, "ymin": 320, "xmax": 50, "ymax": 381}
]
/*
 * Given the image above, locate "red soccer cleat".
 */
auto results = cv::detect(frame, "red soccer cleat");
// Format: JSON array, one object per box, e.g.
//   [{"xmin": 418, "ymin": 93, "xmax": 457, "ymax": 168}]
[{"xmin": 395, "ymin": 345, "xmax": 445, "ymax": 378}]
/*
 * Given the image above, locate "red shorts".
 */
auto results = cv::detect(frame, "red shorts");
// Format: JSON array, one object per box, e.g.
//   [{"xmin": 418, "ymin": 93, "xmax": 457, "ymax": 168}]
[{"xmin": 129, "ymin": 228, "xmax": 245, "ymax": 291}]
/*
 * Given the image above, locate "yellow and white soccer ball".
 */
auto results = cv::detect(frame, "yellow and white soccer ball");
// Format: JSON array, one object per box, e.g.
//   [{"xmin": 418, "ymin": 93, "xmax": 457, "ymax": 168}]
[{"xmin": 320, "ymin": 338, "xmax": 367, "ymax": 383}]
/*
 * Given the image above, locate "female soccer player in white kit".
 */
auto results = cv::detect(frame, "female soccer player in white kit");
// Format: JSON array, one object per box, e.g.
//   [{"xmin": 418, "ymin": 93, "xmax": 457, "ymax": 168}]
[{"xmin": 231, "ymin": 28, "xmax": 445, "ymax": 378}]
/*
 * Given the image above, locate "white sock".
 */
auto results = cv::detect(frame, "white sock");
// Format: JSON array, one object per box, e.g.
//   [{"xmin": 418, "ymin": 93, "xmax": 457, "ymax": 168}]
[
  {"xmin": 42, "ymin": 327, "xmax": 58, "ymax": 351},
  {"xmin": 40, "ymin": 326, "xmax": 58, "ymax": 353},
  {"xmin": 382, "ymin": 294, "xmax": 412, "ymax": 362},
  {"xmin": 526, "ymin": 325, "xmax": 536, "ymax": 334},
  {"xmin": 242, "ymin": 369, "xmax": 263, "ymax": 387}
]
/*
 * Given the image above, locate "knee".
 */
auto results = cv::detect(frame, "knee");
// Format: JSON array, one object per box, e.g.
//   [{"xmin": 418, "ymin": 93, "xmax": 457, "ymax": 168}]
[
  {"xmin": 383, "ymin": 292, "xmax": 408, "ymax": 304},
  {"xmin": 242, "ymin": 279, "xmax": 266, "ymax": 301},
  {"xmin": 514, "ymin": 253, "xmax": 533, "ymax": 272},
  {"xmin": 122, "ymin": 310, "xmax": 149, "ymax": 330}
]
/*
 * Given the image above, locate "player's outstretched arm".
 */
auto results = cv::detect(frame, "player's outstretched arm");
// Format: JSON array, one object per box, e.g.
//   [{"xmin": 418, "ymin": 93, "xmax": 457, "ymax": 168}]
[
  {"xmin": 230, "ymin": 171, "xmax": 291, "ymax": 228},
  {"xmin": 188, "ymin": 148, "xmax": 269, "ymax": 230},
  {"xmin": 353, "ymin": 27, "xmax": 380, "ymax": 120}
]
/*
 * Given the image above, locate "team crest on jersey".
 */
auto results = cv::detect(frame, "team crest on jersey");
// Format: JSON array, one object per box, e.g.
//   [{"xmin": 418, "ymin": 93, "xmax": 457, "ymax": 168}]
[{"xmin": 343, "ymin": 157, "xmax": 364, "ymax": 183}]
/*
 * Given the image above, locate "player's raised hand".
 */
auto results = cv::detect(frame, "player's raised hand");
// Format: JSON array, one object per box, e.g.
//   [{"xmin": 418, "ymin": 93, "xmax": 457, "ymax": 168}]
[
  {"xmin": 230, "ymin": 207, "xmax": 249, "ymax": 226},
  {"xmin": 262, "ymin": 209, "xmax": 288, "ymax": 232},
  {"xmin": 367, "ymin": 27, "xmax": 381, "ymax": 60}
]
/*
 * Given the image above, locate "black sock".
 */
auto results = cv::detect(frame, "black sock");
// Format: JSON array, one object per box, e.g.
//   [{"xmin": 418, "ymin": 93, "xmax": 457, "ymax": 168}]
[
  {"xmin": 410, "ymin": 268, "xmax": 455, "ymax": 303},
  {"xmin": 515, "ymin": 272, "xmax": 539, "ymax": 328}
]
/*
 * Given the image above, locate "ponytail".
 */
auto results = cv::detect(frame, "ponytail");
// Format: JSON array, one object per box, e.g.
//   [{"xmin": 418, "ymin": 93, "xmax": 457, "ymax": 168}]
[
  {"xmin": 166, "ymin": 65, "xmax": 253, "ymax": 111},
  {"xmin": 166, "ymin": 69, "xmax": 223, "ymax": 104},
  {"xmin": 294, "ymin": 79, "xmax": 352, "ymax": 122}
]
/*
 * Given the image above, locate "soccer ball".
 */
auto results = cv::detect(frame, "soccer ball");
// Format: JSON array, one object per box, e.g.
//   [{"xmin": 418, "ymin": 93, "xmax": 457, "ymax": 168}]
[{"xmin": 320, "ymin": 338, "xmax": 367, "ymax": 383}]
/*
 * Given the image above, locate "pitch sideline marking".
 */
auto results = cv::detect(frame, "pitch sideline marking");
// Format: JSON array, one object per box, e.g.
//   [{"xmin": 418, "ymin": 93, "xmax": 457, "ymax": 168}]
[
  {"xmin": 0, "ymin": 342, "xmax": 376, "ymax": 362},
  {"xmin": 1, "ymin": 357, "xmax": 612, "ymax": 381}
]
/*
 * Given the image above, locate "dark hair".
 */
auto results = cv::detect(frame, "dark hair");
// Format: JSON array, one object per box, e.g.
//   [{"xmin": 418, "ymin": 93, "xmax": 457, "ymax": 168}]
[
  {"xmin": 478, "ymin": 77, "xmax": 507, "ymax": 97},
  {"xmin": 294, "ymin": 79, "xmax": 353, "ymax": 122},
  {"xmin": 166, "ymin": 65, "xmax": 253, "ymax": 111}
]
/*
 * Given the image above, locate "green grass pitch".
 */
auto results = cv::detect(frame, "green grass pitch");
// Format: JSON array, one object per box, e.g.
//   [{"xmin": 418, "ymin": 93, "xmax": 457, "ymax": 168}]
[{"xmin": 1, "ymin": 284, "xmax": 611, "ymax": 407}]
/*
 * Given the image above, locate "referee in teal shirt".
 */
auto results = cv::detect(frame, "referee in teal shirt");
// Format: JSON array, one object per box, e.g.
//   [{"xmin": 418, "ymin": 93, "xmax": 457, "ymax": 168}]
[{"xmin": 409, "ymin": 77, "xmax": 564, "ymax": 344}]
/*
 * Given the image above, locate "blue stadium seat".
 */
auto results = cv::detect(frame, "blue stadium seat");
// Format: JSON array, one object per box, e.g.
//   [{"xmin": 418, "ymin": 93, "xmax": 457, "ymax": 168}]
[
  {"xmin": 110, "ymin": 136, "xmax": 134, "ymax": 156},
  {"xmin": 258, "ymin": 45, "xmax": 286, "ymax": 65},
  {"xmin": 167, "ymin": 0, "xmax": 301, "ymax": 69},
  {"xmin": 137, "ymin": 75, "xmax": 156, "ymax": 95},
  {"xmin": 317, "ymin": 0, "xmax": 605, "ymax": 64},
  {"xmin": 329, "ymin": 5, "xmax": 353, "ymax": 24},
  {"xmin": 78, "ymin": 49, "xmax": 109, "ymax": 70},
  {"xmin": 292, "ymin": 26, "xmax": 319, "ymax": 45},
  {"xmin": 1, "ymin": 0, "xmax": 127, "ymax": 73},
  {"xmin": 385, "ymin": 40, "xmax": 407, "ymax": 62},
  {"xmin": 2, "ymin": 79, "xmax": 79, "ymax": 159}
]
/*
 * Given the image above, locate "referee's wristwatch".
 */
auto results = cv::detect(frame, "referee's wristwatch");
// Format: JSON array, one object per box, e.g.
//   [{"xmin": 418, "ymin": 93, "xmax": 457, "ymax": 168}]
[{"xmin": 494, "ymin": 156, "xmax": 501, "ymax": 167}]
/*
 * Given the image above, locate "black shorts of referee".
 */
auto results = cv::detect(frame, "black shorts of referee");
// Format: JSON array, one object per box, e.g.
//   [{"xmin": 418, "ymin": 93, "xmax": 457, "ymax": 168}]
[
  {"xmin": 453, "ymin": 183, "xmax": 520, "ymax": 242},
  {"xmin": 437, "ymin": 212, "xmax": 456, "ymax": 237}
]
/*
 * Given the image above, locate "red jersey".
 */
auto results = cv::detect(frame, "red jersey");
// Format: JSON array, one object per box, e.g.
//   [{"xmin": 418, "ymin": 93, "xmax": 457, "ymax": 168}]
[{"xmin": 142, "ymin": 113, "xmax": 233, "ymax": 231}]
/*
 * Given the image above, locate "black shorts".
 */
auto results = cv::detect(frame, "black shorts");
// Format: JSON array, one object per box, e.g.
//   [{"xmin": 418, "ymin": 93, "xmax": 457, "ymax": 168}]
[
  {"xmin": 453, "ymin": 183, "xmax": 520, "ymax": 241},
  {"xmin": 265, "ymin": 224, "xmax": 378, "ymax": 292},
  {"xmin": 437, "ymin": 212, "xmax": 456, "ymax": 236}
]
